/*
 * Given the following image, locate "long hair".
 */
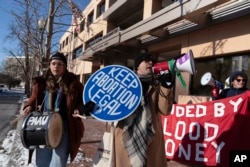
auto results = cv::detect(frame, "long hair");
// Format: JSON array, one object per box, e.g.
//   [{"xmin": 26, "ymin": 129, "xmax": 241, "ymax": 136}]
[{"xmin": 43, "ymin": 68, "xmax": 73, "ymax": 93}]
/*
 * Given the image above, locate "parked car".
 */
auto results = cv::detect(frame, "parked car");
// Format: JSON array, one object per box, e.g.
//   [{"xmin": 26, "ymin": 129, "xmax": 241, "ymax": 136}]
[{"xmin": 0, "ymin": 84, "xmax": 5, "ymax": 92}]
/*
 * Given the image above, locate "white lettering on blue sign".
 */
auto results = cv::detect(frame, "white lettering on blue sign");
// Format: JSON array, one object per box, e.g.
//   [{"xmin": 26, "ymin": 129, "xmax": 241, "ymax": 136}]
[{"xmin": 83, "ymin": 65, "xmax": 142, "ymax": 122}]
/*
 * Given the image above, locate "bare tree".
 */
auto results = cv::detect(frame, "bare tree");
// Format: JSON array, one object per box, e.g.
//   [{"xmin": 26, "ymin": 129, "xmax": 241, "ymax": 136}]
[{"xmin": 5, "ymin": 0, "xmax": 74, "ymax": 96}]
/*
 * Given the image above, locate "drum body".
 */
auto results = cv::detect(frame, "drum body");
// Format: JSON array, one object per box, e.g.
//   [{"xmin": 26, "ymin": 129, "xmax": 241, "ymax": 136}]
[{"xmin": 21, "ymin": 112, "xmax": 63, "ymax": 149}]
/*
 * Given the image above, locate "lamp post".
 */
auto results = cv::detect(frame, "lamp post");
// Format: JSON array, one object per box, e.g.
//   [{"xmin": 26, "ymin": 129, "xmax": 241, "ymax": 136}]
[{"xmin": 37, "ymin": 17, "xmax": 46, "ymax": 75}]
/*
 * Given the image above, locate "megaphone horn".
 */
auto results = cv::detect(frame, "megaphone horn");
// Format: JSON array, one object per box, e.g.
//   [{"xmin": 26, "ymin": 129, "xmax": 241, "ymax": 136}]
[
  {"xmin": 175, "ymin": 49, "xmax": 196, "ymax": 75},
  {"xmin": 200, "ymin": 72, "xmax": 224, "ymax": 89},
  {"xmin": 200, "ymin": 72, "xmax": 215, "ymax": 86},
  {"xmin": 152, "ymin": 49, "xmax": 196, "ymax": 75}
]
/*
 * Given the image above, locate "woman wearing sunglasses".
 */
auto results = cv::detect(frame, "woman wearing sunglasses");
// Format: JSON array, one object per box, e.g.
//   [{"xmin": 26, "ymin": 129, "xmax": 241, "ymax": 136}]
[{"xmin": 212, "ymin": 71, "xmax": 248, "ymax": 100}]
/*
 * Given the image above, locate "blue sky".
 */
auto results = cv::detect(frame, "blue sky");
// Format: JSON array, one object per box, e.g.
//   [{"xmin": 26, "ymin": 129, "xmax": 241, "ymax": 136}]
[
  {"xmin": 0, "ymin": 0, "xmax": 89, "ymax": 68},
  {"xmin": 0, "ymin": 1, "xmax": 15, "ymax": 65}
]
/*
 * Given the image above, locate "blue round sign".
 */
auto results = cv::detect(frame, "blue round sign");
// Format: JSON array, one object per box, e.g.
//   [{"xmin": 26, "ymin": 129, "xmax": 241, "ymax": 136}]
[{"xmin": 83, "ymin": 65, "xmax": 142, "ymax": 122}]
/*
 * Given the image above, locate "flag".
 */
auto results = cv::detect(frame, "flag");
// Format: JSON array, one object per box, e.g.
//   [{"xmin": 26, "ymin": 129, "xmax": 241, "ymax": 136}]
[{"xmin": 68, "ymin": 0, "xmax": 83, "ymax": 34}]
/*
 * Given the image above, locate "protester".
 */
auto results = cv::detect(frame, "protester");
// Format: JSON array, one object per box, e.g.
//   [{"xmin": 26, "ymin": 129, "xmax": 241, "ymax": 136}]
[
  {"xmin": 22, "ymin": 52, "xmax": 85, "ymax": 167},
  {"xmin": 212, "ymin": 71, "xmax": 248, "ymax": 100},
  {"xmin": 113, "ymin": 52, "xmax": 174, "ymax": 167}
]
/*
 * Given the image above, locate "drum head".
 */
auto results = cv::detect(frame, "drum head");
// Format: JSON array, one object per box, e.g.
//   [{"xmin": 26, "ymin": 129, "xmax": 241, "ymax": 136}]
[{"xmin": 47, "ymin": 113, "xmax": 63, "ymax": 148}]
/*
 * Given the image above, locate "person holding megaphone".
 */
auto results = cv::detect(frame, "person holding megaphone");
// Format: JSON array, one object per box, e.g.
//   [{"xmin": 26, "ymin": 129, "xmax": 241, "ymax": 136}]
[
  {"xmin": 113, "ymin": 52, "xmax": 174, "ymax": 167},
  {"xmin": 211, "ymin": 71, "xmax": 248, "ymax": 100}
]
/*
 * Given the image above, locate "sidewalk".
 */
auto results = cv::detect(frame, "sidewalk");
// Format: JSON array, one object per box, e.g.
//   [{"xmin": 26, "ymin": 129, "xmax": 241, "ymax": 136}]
[{"xmin": 69, "ymin": 118, "xmax": 109, "ymax": 167}]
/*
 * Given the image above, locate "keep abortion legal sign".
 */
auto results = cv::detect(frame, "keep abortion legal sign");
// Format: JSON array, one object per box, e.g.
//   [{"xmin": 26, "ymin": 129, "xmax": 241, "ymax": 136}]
[{"xmin": 83, "ymin": 65, "xmax": 142, "ymax": 122}]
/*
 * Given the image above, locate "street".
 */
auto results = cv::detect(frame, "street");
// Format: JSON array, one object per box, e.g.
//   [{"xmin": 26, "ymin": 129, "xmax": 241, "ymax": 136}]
[{"xmin": 0, "ymin": 87, "xmax": 25, "ymax": 143}]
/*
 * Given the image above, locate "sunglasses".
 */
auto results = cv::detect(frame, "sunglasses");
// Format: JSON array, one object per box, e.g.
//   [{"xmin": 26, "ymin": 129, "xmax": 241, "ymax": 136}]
[{"xmin": 235, "ymin": 79, "xmax": 246, "ymax": 82}]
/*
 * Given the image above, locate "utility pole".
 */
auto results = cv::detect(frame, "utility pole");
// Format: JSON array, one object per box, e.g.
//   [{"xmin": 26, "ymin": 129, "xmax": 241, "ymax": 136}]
[
  {"xmin": 37, "ymin": 0, "xmax": 55, "ymax": 74},
  {"xmin": 44, "ymin": 0, "xmax": 55, "ymax": 68}
]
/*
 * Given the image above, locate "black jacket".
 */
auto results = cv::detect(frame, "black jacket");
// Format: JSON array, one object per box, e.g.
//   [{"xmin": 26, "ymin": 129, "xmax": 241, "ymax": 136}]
[{"xmin": 214, "ymin": 71, "xmax": 248, "ymax": 100}]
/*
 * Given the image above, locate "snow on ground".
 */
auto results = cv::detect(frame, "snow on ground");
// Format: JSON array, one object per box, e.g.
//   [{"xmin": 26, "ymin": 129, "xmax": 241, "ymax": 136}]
[
  {"xmin": 0, "ymin": 129, "xmax": 35, "ymax": 167},
  {"xmin": 0, "ymin": 94, "xmax": 102, "ymax": 167},
  {"xmin": 0, "ymin": 130, "xmax": 92, "ymax": 167}
]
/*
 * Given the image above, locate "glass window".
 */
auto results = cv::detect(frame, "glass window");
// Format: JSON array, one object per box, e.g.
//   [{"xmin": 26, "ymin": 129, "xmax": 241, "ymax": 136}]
[
  {"xmin": 80, "ymin": 20, "xmax": 85, "ymax": 32},
  {"xmin": 162, "ymin": 0, "xmax": 178, "ymax": 8},
  {"xmin": 87, "ymin": 11, "xmax": 94, "ymax": 25},
  {"xmin": 190, "ymin": 54, "xmax": 250, "ymax": 96},
  {"xmin": 65, "ymin": 37, "xmax": 68, "ymax": 45},
  {"xmin": 97, "ymin": 1, "xmax": 105, "ymax": 18},
  {"xmin": 74, "ymin": 46, "xmax": 83, "ymax": 59}
]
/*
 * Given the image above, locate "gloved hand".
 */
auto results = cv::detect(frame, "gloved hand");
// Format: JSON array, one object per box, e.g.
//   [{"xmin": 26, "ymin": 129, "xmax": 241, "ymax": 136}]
[
  {"xmin": 82, "ymin": 101, "xmax": 96, "ymax": 116},
  {"xmin": 158, "ymin": 70, "xmax": 174, "ymax": 88},
  {"xmin": 211, "ymin": 86, "xmax": 220, "ymax": 99}
]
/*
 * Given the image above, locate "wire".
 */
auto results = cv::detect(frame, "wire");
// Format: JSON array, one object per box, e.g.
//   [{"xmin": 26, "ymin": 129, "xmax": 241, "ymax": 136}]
[{"xmin": 151, "ymin": 81, "xmax": 171, "ymax": 98}]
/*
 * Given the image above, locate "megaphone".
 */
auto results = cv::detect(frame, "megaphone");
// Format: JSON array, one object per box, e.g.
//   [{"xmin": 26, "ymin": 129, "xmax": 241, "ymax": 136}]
[
  {"xmin": 200, "ymin": 72, "xmax": 224, "ymax": 89},
  {"xmin": 224, "ymin": 77, "xmax": 230, "ymax": 89},
  {"xmin": 152, "ymin": 49, "xmax": 196, "ymax": 75}
]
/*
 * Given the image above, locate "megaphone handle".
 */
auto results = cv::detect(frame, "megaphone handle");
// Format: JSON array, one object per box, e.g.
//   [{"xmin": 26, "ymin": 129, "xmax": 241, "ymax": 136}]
[
  {"xmin": 168, "ymin": 59, "xmax": 187, "ymax": 89},
  {"xmin": 168, "ymin": 59, "xmax": 175, "ymax": 71},
  {"xmin": 176, "ymin": 72, "xmax": 187, "ymax": 89}
]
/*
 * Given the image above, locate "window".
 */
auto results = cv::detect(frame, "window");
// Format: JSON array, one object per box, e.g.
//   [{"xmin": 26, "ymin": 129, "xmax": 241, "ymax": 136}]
[
  {"xmin": 87, "ymin": 11, "xmax": 94, "ymax": 26},
  {"xmin": 80, "ymin": 20, "xmax": 85, "ymax": 32},
  {"xmin": 97, "ymin": 1, "xmax": 105, "ymax": 18},
  {"xmin": 86, "ymin": 33, "xmax": 103, "ymax": 48},
  {"xmin": 65, "ymin": 37, "xmax": 68, "ymax": 46},
  {"xmin": 190, "ymin": 54, "xmax": 250, "ymax": 96},
  {"xmin": 73, "ymin": 45, "xmax": 83, "ymax": 59},
  {"xmin": 74, "ymin": 28, "xmax": 78, "ymax": 38},
  {"xmin": 162, "ymin": 0, "xmax": 178, "ymax": 8}
]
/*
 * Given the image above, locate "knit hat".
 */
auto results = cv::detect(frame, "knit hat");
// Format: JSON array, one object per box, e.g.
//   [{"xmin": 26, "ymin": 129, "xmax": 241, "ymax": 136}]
[
  {"xmin": 49, "ymin": 52, "xmax": 67, "ymax": 66},
  {"xmin": 134, "ymin": 52, "xmax": 156, "ymax": 69},
  {"xmin": 229, "ymin": 71, "xmax": 248, "ymax": 86}
]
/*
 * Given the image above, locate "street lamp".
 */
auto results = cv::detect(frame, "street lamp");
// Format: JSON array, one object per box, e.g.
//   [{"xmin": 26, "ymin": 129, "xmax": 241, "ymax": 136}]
[
  {"xmin": 38, "ymin": 17, "xmax": 46, "ymax": 31},
  {"xmin": 37, "ymin": 17, "xmax": 47, "ymax": 75}
]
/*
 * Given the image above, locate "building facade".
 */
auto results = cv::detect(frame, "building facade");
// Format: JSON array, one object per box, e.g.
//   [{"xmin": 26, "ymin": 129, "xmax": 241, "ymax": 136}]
[{"xmin": 59, "ymin": 0, "xmax": 250, "ymax": 101}]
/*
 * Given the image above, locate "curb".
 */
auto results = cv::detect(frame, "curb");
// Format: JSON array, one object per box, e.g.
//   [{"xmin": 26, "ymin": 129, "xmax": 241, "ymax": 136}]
[{"xmin": 17, "ymin": 101, "xmax": 25, "ymax": 130}]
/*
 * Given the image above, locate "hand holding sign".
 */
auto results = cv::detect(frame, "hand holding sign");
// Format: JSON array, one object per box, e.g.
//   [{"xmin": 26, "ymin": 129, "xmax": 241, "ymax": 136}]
[{"xmin": 83, "ymin": 65, "xmax": 142, "ymax": 122}]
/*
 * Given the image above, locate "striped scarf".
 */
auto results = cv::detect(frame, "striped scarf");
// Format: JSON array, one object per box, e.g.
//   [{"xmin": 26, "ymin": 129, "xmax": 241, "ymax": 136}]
[
  {"xmin": 122, "ymin": 95, "xmax": 155, "ymax": 167},
  {"xmin": 44, "ymin": 87, "xmax": 64, "ymax": 112}
]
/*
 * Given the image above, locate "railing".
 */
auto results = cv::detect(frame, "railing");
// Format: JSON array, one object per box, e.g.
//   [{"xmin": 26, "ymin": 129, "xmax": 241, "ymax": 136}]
[{"xmin": 88, "ymin": 27, "xmax": 120, "ymax": 47}]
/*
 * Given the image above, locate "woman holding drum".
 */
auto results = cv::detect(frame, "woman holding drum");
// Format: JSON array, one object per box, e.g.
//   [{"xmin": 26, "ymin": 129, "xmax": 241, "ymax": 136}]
[{"xmin": 22, "ymin": 52, "xmax": 85, "ymax": 167}]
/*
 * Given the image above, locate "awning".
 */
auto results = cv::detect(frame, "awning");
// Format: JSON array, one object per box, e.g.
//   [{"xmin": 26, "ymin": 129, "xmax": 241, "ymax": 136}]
[{"xmin": 79, "ymin": 28, "xmax": 121, "ymax": 60}]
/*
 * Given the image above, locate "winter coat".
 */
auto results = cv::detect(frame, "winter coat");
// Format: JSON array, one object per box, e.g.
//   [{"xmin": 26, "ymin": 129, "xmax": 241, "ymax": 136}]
[
  {"xmin": 23, "ymin": 73, "xmax": 84, "ymax": 162},
  {"xmin": 114, "ymin": 83, "xmax": 173, "ymax": 167}
]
